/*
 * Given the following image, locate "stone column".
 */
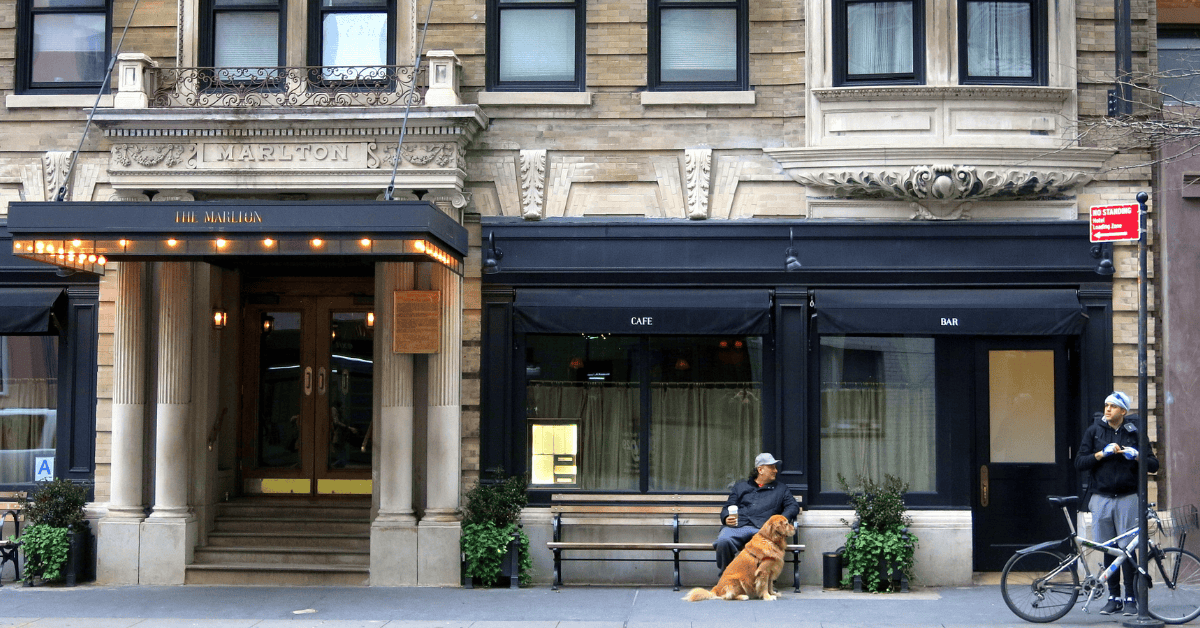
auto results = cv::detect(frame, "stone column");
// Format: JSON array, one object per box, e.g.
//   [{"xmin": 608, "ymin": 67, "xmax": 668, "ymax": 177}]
[
  {"xmin": 98, "ymin": 262, "xmax": 148, "ymax": 584},
  {"xmin": 141, "ymin": 262, "xmax": 197, "ymax": 584},
  {"xmin": 370, "ymin": 261, "xmax": 419, "ymax": 585},
  {"xmin": 418, "ymin": 262, "xmax": 462, "ymax": 585}
]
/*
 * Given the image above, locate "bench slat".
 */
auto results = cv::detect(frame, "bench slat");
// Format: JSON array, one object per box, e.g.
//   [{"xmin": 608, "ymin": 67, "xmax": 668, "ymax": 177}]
[
  {"xmin": 548, "ymin": 542, "xmax": 805, "ymax": 551},
  {"xmin": 551, "ymin": 493, "xmax": 728, "ymax": 503},
  {"xmin": 551, "ymin": 505, "xmax": 723, "ymax": 515}
]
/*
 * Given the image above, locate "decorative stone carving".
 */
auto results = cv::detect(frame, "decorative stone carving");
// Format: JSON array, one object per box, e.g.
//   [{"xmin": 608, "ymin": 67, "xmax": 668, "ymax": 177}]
[
  {"xmin": 112, "ymin": 144, "xmax": 196, "ymax": 169},
  {"xmin": 108, "ymin": 190, "xmax": 152, "ymax": 202},
  {"xmin": 684, "ymin": 149, "xmax": 711, "ymax": 220},
  {"xmin": 43, "ymin": 151, "xmax": 72, "ymax": 200},
  {"xmin": 793, "ymin": 165, "xmax": 1094, "ymax": 204},
  {"xmin": 401, "ymin": 143, "xmax": 455, "ymax": 167},
  {"xmin": 519, "ymin": 149, "xmax": 546, "ymax": 221},
  {"xmin": 152, "ymin": 190, "xmax": 196, "ymax": 202}
]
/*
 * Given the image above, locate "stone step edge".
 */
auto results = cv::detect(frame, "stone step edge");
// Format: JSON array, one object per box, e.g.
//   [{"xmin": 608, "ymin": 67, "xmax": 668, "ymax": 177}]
[
  {"xmin": 207, "ymin": 531, "xmax": 369, "ymax": 539},
  {"xmin": 195, "ymin": 546, "xmax": 370, "ymax": 555},
  {"xmin": 186, "ymin": 563, "xmax": 369, "ymax": 573},
  {"xmin": 213, "ymin": 516, "xmax": 371, "ymax": 524}
]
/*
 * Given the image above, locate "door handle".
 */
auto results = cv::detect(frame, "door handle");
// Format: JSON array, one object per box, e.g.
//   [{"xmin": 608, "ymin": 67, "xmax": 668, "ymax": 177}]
[
  {"xmin": 980, "ymin": 464, "xmax": 989, "ymax": 508},
  {"xmin": 304, "ymin": 366, "xmax": 313, "ymax": 396},
  {"xmin": 317, "ymin": 367, "xmax": 327, "ymax": 396}
]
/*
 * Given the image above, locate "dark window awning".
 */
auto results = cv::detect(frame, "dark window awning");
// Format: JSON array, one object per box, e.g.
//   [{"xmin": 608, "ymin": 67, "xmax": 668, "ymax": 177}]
[
  {"xmin": 0, "ymin": 288, "xmax": 66, "ymax": 334},
  {"xmin": 6, "ymin": 200, "xmax": 467, "ymax": 275},
  {"xmin": 815, "ymin": 289, "xmax": 1086, "ymax": 336},
  {"xmin": 514, "ymin": 289, "xmax": 771, "ymax": 335}
]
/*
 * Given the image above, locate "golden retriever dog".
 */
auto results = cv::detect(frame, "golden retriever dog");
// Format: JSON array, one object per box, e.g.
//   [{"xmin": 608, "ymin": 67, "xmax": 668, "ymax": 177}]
[{"xmin": 683, "ymin": 514, "xmax": 795, "ymax": 601}]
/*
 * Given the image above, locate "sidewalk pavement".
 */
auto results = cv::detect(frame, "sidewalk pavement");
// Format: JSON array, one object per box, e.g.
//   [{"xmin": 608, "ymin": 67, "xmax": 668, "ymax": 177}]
[{"xmin": 0, "ymin": 583, "xmax": 1150, "ymax": 628}]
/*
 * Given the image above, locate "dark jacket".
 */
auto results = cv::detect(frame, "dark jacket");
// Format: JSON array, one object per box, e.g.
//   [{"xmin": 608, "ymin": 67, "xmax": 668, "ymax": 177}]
[
  {"xmin": 1075, "ymin": 413, "xmax": 1159, "ymax": 497},
  {"xmin": 720, "ymin": 478, "xmax": 801, "ymax": 528}
]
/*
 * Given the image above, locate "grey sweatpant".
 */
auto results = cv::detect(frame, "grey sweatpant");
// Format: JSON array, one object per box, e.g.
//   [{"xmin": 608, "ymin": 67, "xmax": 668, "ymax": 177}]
[{"xmin": 1090, "ymin": 493, "xmax": 1139, "ymax": 598}]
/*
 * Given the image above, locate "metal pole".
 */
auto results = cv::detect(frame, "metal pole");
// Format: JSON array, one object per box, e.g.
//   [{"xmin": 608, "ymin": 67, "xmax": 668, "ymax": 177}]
[{"xmin": 1124, "ymin": 190, "xmax": 1161, "ymax": 628}]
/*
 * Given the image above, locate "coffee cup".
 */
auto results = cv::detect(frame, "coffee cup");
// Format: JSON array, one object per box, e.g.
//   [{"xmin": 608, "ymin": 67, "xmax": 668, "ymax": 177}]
[{"xmin": 728, "ymin": 505, "xmax": 738, "ymax": 522}]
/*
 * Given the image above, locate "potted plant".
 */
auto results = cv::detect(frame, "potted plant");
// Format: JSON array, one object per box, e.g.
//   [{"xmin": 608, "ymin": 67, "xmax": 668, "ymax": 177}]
[
  {"xmin": 837, "ymin": 473, "xmax": 917, "ymax": 593},
  {"xmin": 460, "ymin": 468, "xmax": 532, "ymax": 588},
  {"xmin": 22, "ymin": 478, "xmax": 91, "ymax": 586}
]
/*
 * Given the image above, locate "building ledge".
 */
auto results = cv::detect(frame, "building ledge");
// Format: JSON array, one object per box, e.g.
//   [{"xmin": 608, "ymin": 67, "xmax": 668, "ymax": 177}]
[{"xmin": 640, "ymin": 91, "xmax": 756, "ymax": 106}]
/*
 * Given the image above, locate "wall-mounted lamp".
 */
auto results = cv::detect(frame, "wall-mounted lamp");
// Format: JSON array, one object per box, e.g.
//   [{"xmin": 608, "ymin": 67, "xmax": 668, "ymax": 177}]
[
  {"xmin": 483, "ymin": 232, "xmax": 503, "ymax": 274},
  {"xmin": 262, "ymin": 314, "xmax": 275, "ymax": 335},
  {"xmin": 1092, "ymin": 244, "xmax": 1115, "ymax": 276},
  {"xmin": 213, "ymin": 309, "xmax": 228, "ymax": 329},
  {"xmin": 784, "ymin": 228, "xmax": 802, "ymax": 271}
]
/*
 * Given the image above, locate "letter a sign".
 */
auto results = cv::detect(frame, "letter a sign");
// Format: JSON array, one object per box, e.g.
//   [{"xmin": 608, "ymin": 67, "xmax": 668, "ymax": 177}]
[
  {"xmin": 1090, "ymin": 204, "xmax": 1140, "ymax": 242},
  {"xmin": 35, "ymin": 457, "xmax": 53, "ymax": 481}
]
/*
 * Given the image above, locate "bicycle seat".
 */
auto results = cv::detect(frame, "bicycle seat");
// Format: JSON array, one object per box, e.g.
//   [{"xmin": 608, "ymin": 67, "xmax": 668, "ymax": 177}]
[{"xmin": 1048, "ymin": 495, "xmax": 1079, "ymax": 507}]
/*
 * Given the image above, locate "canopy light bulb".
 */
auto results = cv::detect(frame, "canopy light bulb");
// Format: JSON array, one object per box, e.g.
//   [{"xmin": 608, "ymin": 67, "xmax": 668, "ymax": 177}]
[
  {"xmin": 167, "ymin": 238, "xmax": 178, "ymax": 247},
  {"xmin": 263, "ymin": 238, "xmax": 275, "ymax": 247}
]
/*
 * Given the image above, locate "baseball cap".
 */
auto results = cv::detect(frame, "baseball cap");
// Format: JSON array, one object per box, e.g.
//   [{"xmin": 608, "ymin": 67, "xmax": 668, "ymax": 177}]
[{"xmin": 754, "ymin": 453, "xmax": 781, "ymax": 467}]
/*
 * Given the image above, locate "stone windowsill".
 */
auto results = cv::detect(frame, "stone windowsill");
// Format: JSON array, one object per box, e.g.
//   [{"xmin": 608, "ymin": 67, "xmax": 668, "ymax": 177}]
[
  {"xmin": 640, "ymin": 91, "xmax": 756, "ymax": 106},
  {"xmin": 476, "ymin": 92, "xmax": 593, "ymax": 106},
  {"xmin": 7, "ymin": 94, "xmax": 115, "ymax": 109}
]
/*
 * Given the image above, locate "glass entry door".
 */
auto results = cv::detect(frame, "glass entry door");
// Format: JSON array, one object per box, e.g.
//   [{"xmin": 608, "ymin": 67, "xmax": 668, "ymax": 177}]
[{"xmin": 241, "ymin": 295, "xmax": 374, "ymax": 495}]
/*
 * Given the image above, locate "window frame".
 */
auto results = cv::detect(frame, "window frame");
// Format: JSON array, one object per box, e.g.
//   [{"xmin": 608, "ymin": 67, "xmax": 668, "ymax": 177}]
[
  {"xmin": 15, "ymin": 0, "xmax": 113, "ymax": 95},
  {"xmin": 306, "ymin": 0, "xmax": 396, "ymax": 74},
  {"xmin": 1157, "ymin": 27, "xmax": 1200, "ymax": 104},
  {"xmin": 485, "ymin": 0, "xmax": 587, "ymax": 92},
  {"xmin": 832, "ymin": 0, "xmax": 925, "ymax": 86},
  {"xmin": 956, "ymin": 0, "xmax": 1047, "ymax": 86},
  {"xmin": 647, "ymin": 0, "xmax": 748, "ymax": 91},
  {"xmin": 198, "ymin": 0, "xmax": 287, "ymax": 69}
]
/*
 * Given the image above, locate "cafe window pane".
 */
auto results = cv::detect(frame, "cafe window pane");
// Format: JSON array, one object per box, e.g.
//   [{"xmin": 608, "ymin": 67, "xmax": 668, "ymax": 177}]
[{"xmin": 0, "ymin": 336, "xmax": 59, "ymax": 484}]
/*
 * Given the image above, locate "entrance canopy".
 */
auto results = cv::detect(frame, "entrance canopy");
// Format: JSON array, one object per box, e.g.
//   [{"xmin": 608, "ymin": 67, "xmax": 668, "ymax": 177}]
[
  {"xmin": 514, "ymin": 288, "xmax": 772, "ymax": 335},
  {"xmin": 815, "ymin": 289, "xmax": 1087, "ymax": 335},
  {"xmin": 0, "ymin": 288, "xmax": 66, "ymax": 334},
  {"xmin": 6, "ymin": 200, "xmax": 468, "ymax": 275}
]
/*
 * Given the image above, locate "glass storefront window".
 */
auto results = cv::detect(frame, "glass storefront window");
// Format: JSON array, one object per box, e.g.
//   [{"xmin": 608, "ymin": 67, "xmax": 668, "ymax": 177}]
[
  {"xmin": 524, "ymin": 334, "xmax": 762, "ymax": 492},
  {"xmin": 0, "ymin": 336, "xmax": 59, "ymax": 484},
  {"xmin": 820, "ymin": 336, "xmax": 935, "ymax": 492}
]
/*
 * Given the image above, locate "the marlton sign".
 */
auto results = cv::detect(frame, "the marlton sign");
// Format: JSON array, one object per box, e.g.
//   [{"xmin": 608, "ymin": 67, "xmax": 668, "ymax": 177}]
[
  {"xmin": 175, "ymin": 210, "xmax": 264, "ymax": 224},
  {"xmin": 109, "ymin": 142, "xmax": 459, "ymax": 170}
]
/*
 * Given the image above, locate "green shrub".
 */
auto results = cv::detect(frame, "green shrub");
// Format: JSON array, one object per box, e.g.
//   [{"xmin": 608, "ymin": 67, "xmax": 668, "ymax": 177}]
[
  {"xmin": 460, "ymin": 468, "xmax": 531, "ymax": 587},
  {"xmin": 21, "ymin": 524, "xmax": 71, "ymax": 583},
  {"xmin": 838, "ymin": 473, "xmax": 918, "ymax": 593},
  {"xmin": 24, "ymin": 478, "xmax": 88, "ymax": 532}
]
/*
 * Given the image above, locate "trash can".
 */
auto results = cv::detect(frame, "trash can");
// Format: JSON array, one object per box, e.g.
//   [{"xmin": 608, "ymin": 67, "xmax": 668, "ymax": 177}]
[{"xmin": 822, "ymin": 549, "xmax": 843, "ymax": 590}]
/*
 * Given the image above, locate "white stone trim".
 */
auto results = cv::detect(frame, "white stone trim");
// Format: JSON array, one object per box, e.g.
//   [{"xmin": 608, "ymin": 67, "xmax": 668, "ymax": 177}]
[
  {"xmin": 6, "ymin": 94, "xmax": 114, "ymax": 109},
  {"xmin": 477, "ymin": 91, "xmax": 593, "ymax": 106},
  {"xmin": 640, "ymin": 91, "xmax": 756, "ymax": 106}
]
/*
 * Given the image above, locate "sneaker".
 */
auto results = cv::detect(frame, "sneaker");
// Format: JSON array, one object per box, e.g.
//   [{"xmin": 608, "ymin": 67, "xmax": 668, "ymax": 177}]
[
  {"xmin": 1099, "ymin": 597, "xmax": 1124, "ymax": 615},
  {"xmin": 1123, "ymin": 598, "xmax": 1139, "ymax": 616}
]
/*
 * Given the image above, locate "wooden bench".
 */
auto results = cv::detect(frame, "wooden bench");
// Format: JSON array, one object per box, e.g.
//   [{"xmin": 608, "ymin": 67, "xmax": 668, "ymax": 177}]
[
  {"xmin": 547, "ymin": 493, "xmax": 804, "ymax": 591},
  {"xmin": 0, "ymin": 491, "xmax": 26, "ymax": 586}
]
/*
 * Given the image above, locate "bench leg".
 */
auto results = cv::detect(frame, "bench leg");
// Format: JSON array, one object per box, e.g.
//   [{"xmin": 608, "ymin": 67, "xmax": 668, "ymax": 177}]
[
  {"xmin": 551, "ymin": 548, "xmax": 561, "ymax": 590},
  {"xmin": 673, "ymin": 548, "xmax": 681, "ymax": 591},
  {"xmin": 793, "ymin": 550, "xmax": 801, "ymax": 592}
]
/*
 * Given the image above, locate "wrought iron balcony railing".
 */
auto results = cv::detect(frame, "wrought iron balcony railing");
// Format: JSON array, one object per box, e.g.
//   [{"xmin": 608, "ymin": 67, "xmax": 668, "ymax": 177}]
[{"xmin": 147, "ymin": 65, "xmax": 427, "ymax": 108}]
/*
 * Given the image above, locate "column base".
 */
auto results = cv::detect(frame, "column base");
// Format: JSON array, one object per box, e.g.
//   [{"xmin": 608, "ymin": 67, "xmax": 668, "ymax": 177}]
[
  {"xmin": 138, "ymin": 517, "xmax": 197, "ymax": 584},
  {"xmin": 97, "ymin": 519, "xmax": 143, "ymax": 584},
  {"xmin": 370, "ymin": 519, "xmax": 418, "ymax": 586},
  {"xmin": 417, "ymin": 520, "xmax": 462, "ymax": 586}
]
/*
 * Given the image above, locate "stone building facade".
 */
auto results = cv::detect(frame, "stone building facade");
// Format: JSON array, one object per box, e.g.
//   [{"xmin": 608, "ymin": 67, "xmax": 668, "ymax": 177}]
[{"xmin": 0, "ymin": 0, "xmax": 1160, "ymax": 586}]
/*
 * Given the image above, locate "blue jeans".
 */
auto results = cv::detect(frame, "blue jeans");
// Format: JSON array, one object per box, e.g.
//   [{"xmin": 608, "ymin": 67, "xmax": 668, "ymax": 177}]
[{"xmin": 714, "ymin": 525, "xmax": 760, "ymax": 571}]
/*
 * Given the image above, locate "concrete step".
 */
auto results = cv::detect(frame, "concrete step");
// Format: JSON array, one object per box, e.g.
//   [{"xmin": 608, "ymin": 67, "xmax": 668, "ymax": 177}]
[
  {"xmin": 212, "ymin": 517, "xmax": 370, "ymax": 535},
  {"xmin": 215, "ymin": 499, "xmax": 371, "ymax": 521},
  {"xmin": 206, "ymin": 531, "xmax": 369, "ymax": 551},
  {"xmin": 184, "ymin": 563, "xmax": 370, "ymax": 586},
  {"xmin": 193, "ymin": 546, "xmax": 369, "ymax": 566}
]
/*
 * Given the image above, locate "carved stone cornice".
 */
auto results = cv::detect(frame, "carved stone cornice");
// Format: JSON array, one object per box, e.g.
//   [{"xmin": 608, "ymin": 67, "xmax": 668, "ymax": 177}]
[
  {"xmin": 684, "ymin": 148, "xmax": 711, "ymax": 220},
  {"xmin": 793, "ymin": 165, "xmax": 1094, "ymax": 202},
  {"xmin": 519, "ymin": 149, "xmax": 546, "ymax": 221},
  {"xmin": 811, "ymin": 85, "xmax": 1074, "ymax": 103}
]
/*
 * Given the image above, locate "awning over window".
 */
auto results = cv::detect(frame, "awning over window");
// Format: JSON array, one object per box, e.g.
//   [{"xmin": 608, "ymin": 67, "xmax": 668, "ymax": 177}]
[
  {"xmin": 514, "ymin": 289, "xmax": 771, "ymax": 335},
  {"xmin": 0, "ymin": 288, "xmax": 66, "ymax": 334},
  {"xmin": 815, "ymin": 289, "xmax": 1086, "ymax": 336}
]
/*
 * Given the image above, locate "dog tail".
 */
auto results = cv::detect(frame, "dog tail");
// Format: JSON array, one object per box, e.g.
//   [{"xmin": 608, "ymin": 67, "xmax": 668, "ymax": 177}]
[{"xmin": 682, "ymin": 587, "xmax": 716, "ymax": 602}]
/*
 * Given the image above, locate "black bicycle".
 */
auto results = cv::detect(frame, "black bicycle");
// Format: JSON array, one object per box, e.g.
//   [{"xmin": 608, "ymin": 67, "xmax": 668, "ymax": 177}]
[{"xmin": 1000, "ymin": 495, "xmax": 1200, "ymax": 624}]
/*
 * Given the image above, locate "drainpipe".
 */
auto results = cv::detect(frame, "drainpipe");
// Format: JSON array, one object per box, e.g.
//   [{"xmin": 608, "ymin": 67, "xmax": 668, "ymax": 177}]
[{"xmin": 1110, "ymin": 0, "xmax": 1134, "ymax": 116}]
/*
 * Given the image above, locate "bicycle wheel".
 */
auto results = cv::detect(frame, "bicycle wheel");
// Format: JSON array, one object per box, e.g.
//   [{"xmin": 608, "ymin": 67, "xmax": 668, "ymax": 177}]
[
  {"xmin": 1147, "ymin": 547, "xmax": 1200, "ymax": 624},
  {"xmin": 1001, "ymin": 550, "xmax": 1080, "ymax": 623}
]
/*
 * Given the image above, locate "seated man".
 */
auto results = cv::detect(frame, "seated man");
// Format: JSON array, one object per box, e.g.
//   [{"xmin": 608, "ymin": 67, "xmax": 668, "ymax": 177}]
[{"xmin": 714, "ymin": 452, "xmax": 801, "ymax": 571}]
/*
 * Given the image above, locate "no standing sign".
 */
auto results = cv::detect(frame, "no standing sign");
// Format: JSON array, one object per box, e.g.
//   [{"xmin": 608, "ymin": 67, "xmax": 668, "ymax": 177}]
[{"xmin": 1089, "ymin": 203, "xmax": 1140, "ymax": 242}]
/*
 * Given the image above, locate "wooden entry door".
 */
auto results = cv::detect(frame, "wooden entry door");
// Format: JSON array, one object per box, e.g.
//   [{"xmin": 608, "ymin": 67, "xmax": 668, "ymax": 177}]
[
  {"xmin": 972, "ymin": 339, "xmax": 1074, "ymax": 570},
  {"xmin": 241, "ymin": 294, "xmax": 374, "ymax": 495}
]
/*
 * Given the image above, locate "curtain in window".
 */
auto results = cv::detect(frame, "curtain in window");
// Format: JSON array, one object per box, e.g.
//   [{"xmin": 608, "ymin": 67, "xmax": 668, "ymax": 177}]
[
  {"xmin": 215, "ymin": 12, "xmax": 279, "ymax": 68},
  {"xmin": 31, "ymin": 13, "xmax": 106, "ymax": 83},
  {"xmin": 846, "ymin": 1, "xmax": 913, "ymax": 76},
  {"xmin": 527, "ymin": 382, "xmax": 640, "ymax": 491},
  {"xmin": 323, "ymin": 13, "xmax": 387, "ymax": 79},
  {"xmin": 660, "ymin": 8, "xmax": 736, "ymax": 83},
  {"xmin": 820, "ymin": 337, "xmax": 935, "ymax": 492},
  {"xmin": 965, "ymin": 1, "xmax": 1031, "ymax": 77},
  {"xmin": 0, "ymin": 336, "xmax": 58, "ymax": 484},
  {"xmin": 499, "ymin": 8, "xmax": 575, "ymax": 82},
  {"xmin": 650, "ymin": 383, "xmax": 760, "ymax": 492}
]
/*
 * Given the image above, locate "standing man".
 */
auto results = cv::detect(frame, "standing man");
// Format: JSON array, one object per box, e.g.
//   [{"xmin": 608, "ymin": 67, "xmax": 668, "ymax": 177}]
[
  {"xmin": 714, "ymin": 453, "xmax": 801, "ymax": 571},
  {"xmin": 1074, "ymin": 391, "xmax": 1159, "ymax": 616}
]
